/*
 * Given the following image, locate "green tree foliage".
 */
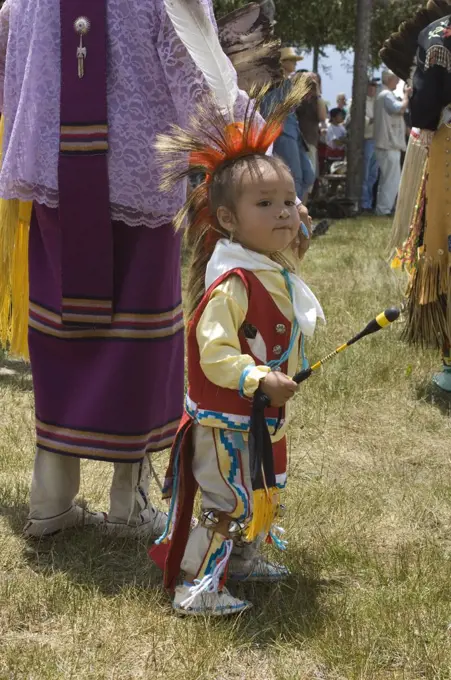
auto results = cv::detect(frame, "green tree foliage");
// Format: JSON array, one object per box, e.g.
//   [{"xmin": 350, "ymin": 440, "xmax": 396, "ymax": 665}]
[{"xmin": 214, "ymin": 0, "xmax": 423, "ymax": 65}]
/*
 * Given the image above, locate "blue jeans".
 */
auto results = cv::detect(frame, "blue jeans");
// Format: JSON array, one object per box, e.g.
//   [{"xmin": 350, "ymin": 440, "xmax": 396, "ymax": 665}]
[
  {"xmin": 361, "ymin": 138, "xmax": 379, "ymax": 210},
  {"xmin": 273, "ymin": 134, "xmax": 315, "ymax": 199}
]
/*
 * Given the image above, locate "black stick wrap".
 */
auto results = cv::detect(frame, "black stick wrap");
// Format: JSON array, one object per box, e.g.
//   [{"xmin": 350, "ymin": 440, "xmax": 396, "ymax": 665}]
[
  {"xmin": 347, "ymin": 307, "xmax": 400, "ymax": 346},
  {"xmin": 249, "ymin": 389, "xmax": 277, "ymax": 490}
]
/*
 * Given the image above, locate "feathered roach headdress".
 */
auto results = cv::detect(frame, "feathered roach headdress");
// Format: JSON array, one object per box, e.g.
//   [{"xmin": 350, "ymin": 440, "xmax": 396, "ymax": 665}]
[
  {"xmin": 155, "ymin": 77, "xmax": 308, "ymax": 233},
  {"xmin": 380, "ymin": 0, "xmax": 451, "ymax": 81}
]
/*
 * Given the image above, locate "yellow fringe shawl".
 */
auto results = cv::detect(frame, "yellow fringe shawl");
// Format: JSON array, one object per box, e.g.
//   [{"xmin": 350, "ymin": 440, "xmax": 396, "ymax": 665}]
[{"xmin": 0, "ymin": 116, "xmax": 32, "ymax": 359}]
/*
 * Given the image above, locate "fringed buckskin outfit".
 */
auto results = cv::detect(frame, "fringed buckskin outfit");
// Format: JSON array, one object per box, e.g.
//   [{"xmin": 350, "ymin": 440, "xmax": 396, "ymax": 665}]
[
  {"xmin": 382, "ymin": 1, "xmax": 451, "ymax": 386},
  {"xmin": 402, "ymin": 16, "xmax": 451, "ymax": 349}
]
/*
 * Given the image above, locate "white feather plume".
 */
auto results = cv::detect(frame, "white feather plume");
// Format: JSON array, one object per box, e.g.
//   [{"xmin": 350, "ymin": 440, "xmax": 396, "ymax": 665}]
[{"xmin": 163, "ymin": 0, "xmax": 239, "ymax": 117}]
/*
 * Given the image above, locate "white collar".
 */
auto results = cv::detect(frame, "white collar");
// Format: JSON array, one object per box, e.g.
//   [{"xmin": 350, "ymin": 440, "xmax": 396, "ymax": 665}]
[{"xmin": 205, "ymin": 239, "xmax": 325, "ymax": 337}]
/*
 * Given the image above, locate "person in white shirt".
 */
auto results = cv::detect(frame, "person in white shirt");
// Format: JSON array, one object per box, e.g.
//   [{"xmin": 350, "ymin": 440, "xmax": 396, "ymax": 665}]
[
  {"xmin": 326, "ymin": 108, "xmax": 347, "ymax": 151},
  {"xmin": 374, "ymin": 70, "xmax": 411, "ymax": 216},
  {"xmin": 336, "ymin": 92, "xmax": 347, "ymax": 116}
]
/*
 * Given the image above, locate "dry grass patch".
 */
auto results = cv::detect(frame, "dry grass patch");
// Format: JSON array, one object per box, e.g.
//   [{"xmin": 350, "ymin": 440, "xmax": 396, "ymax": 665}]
[{"xmin": 2, "ymin": 217, "xmax": 451, "ymax": 679}]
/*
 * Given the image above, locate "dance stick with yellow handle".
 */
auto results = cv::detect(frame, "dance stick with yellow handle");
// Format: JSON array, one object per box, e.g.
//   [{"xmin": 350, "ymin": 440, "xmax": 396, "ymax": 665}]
[{"xmin": 292, "ymin": 307, "xmax": 400, "ymax": 385}]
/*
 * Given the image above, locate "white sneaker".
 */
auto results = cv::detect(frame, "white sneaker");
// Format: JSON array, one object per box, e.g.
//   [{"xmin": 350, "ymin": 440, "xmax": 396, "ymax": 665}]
[
  {"xmin": 228, "ymin": 555, "xmax": 290, "ymax": 582},
  {"xmin": 173, "ymin": 584, "xmax": 252, "ymax": 616},
  {"xmin": 23, "ymin": 504, "xmax": 106, "ymax": 538},
  {"xmin": 104, "ymin": 505, "xmax": 168, "ymax": 539}
]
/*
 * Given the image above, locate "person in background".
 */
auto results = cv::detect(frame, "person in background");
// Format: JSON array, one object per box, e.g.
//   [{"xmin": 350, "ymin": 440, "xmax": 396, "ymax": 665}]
[
  {"xmin": 336, "ymin": 92, "xmax": 348, "ymax": 117},
  {"xmin": 361, "ymin": 78, "xmax": 379, "ymax": 212},
  {"xmin": 373, "ymin": 70, "xmax": 410, "ymax": 216},
  {"xmin": 280, "ymin": 46, "xmax": 303, "ymax": 78},
  {"xmin": 326, "ymin": 107, "xmax": 347, "ymax": 152},
  {"xmin": 295, "ymin": 71, "xmax": 328, "ymax": 197},
  {"xmin": 261, "ymin": 51, "xmax": 315, "ymax": 202}
]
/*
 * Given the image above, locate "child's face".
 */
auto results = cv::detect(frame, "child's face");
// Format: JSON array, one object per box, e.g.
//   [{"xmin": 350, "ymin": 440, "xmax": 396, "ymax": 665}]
[{"xmin": 218, "ymin": 162, "xmax": 300, "ymax": 254}]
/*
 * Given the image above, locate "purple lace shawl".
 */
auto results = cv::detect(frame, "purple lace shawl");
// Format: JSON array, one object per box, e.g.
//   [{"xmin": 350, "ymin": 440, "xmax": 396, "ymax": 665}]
[{"xmin": 0, "ymin": 0, "xmax": 253, "ymax": 227}]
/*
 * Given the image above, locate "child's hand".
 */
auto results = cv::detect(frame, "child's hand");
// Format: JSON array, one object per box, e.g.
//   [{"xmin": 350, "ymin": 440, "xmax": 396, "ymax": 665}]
[
  {"xmin": 293, "ymin": 203, "xmax": 311, "ymax": 259},
  {"xmin": 297, "ymin": 203, "xmax": 311, "ymax": 231},
  {"xmin": 260, "ymin": 371, "xmax": 297, "ymax": 407}
]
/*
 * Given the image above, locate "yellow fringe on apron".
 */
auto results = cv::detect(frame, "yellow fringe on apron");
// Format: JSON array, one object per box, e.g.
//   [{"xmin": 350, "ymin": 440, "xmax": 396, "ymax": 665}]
[
  {"xmin": 0, "ymin": 115, "xmax": 32, "ymax": 359},
  {"xmin": 245, "ymin": 487, "xmax": 279, "ymax": 542},
  {"xmin": 403, "ymin": 124, "xmax": 451, "ymax": 348}
]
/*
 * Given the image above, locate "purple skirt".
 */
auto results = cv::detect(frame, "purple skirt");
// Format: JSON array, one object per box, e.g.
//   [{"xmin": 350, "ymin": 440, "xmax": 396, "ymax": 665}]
[{"xmin": 28, "ymin": 204, "xmax": 184, "ymax": 463}]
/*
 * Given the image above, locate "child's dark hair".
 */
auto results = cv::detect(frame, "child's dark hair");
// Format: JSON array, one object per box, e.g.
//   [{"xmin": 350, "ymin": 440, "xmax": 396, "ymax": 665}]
[
  {"xmin": 186, "ymin": 154, "xmax": 291, "ymax": 319},
  {"xmin": 329, "ymin": 107, "xmax": 343, "ymax": 120}
]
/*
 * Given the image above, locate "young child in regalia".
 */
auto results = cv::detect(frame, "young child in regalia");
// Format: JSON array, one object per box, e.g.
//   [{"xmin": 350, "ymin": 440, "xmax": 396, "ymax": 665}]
[{"xmin": 152, "ymin": 84, "xmax": 325, "ymax": 616}]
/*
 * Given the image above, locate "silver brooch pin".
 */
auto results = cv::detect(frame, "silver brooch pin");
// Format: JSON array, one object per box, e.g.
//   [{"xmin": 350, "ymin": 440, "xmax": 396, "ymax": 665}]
[{"xmin": 74, "ymin": 16, "xmax": 90, "ymax": 79}]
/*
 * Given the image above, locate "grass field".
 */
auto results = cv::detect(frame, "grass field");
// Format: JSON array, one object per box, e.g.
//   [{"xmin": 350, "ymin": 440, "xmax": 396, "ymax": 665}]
[{"xmin": 2, "ymin": 217, "xmax": 451, "ymax": 679}]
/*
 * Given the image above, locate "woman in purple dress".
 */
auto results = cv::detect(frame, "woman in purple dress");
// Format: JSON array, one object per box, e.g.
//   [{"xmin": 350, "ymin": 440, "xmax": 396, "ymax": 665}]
[{"xmin": 0, "ymin": 0, "xmax": 251, "ymax": 538}]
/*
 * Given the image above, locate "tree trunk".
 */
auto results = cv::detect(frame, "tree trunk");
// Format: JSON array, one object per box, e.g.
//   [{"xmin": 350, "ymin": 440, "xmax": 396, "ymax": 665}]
[
  {"xmin": 346, "ymin": 0, "xmax": 373, "ymax": 211},
  {"xmin": 313, "ymin": 44, "xmax": 320, "ymax": 73}
]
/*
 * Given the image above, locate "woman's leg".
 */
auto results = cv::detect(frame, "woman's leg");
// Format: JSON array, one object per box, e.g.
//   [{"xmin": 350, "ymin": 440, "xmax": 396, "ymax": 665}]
[
  {"xmin": 107, "ymin": 457, "xmax": 167, "ymax": 537},
  {"xmin": 24, "ymin": 449, "xmax": 104, "ymax": 537}
]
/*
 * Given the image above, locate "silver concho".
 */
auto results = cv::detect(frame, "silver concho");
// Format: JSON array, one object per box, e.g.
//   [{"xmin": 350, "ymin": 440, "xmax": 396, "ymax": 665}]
[
  {"xmin": 74, "ymin": 16, "xmax": 90, "ymax": 35},
  {"xmin": 74, "ymin": 17, "xmax": 90, "ymax": 79}
]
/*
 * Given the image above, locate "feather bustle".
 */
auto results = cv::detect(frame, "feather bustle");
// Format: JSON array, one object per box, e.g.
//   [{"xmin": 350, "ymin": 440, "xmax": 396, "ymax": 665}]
[{"xmin": 163, "ymin": 0, "xmax": 238, "ymax": 116}]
